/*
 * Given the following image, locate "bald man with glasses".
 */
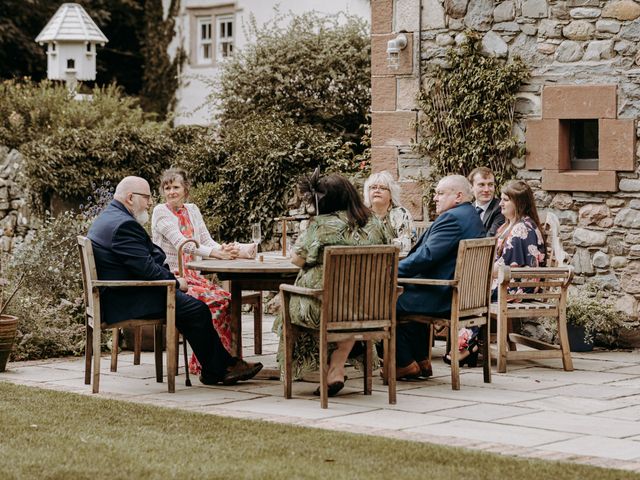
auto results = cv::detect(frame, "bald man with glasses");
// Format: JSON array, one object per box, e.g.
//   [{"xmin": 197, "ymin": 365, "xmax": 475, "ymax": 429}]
[{"xmin": 87, "ymin": 176, "xmax": 262, "ymax": 386}]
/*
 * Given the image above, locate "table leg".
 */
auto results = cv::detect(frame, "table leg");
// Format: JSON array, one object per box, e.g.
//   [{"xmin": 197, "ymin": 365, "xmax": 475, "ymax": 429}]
[{"xmin": 230, "ymin": 281, "xmax": 243, "ymax": 358}]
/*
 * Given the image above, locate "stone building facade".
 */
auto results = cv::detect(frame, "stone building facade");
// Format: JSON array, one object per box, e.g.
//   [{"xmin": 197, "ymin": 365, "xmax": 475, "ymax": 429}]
[{"xmin": 371, "ymin": 0, "xmax": 640, "ymax": 319}]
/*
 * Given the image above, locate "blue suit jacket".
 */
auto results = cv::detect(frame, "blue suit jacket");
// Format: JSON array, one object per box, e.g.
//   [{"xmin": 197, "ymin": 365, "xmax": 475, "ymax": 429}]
[
  {"xmin": 397, "ymin": 202, "xmax": 485, "ymax": 315},
  {"xmin": 87, "ymin": 200, "xmax": 179, "ymax": 324}
]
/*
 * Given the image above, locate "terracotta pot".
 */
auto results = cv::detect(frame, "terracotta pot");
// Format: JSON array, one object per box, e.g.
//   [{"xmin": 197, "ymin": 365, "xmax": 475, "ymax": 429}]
[{"xmin": 0, "ymin": 314, "xmax": 19, "ymax": 372}]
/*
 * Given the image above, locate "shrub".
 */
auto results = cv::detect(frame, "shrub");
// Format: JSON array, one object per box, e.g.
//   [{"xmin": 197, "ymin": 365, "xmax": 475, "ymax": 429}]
[
  {"xmin": 176, "ymin": 114, "xmax": 362, "ymax": 242},
  {"xmin": 4, "ymin": 185, "xmax": 113, "ymax": 361},
  {"xmin": 0, "ymin": 79, "xmax": 147, "ymax": 149},
  {"xmin": 212, "ymin": 12, "xmax": 370, "ymax": 146}
]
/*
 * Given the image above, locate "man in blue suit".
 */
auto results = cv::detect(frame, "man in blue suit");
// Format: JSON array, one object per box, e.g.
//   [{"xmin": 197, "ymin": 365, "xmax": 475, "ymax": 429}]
[
  {"xmin": 88, "ymin": 176, "xmax": 262, "ymax": 385},
  {"xmin": 395, "ymin": 175, "xmax": 485, "ymax": 380}
]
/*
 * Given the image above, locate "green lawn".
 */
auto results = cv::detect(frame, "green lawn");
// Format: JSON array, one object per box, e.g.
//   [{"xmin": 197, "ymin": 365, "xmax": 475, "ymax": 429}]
[{"xmin": 0, "ymin": 382, "xmax": 638, "ymax": 480}]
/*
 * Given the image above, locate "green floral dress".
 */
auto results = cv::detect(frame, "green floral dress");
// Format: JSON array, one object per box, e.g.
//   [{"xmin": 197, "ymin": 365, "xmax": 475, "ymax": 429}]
[{"xmin": 275, "ymin": 211, "xmax": 389, "ymax": 380}]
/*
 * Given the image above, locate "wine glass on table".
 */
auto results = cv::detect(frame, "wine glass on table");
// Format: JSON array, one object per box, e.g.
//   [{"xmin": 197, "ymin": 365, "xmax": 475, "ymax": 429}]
[{"xmin": 251, "ymin": 223, "xmax": 261, "ymax": 260}]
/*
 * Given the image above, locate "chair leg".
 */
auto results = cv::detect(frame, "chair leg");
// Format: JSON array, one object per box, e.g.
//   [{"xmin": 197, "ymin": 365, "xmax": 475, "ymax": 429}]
[
  {"xmin": 253, "ymin": 293, "xmax": 262, "ymax": 355},
  {"xmin": 427, "ymin": 324, "xmax": 434, "ymax": 366},
  {"xmin": 388, "ymin": 327, "xmax": 397, "ymax": 405},
  {"xmin": 92, "ymin": 323, "xmax": 101, "ymax": 394},
  {"xmin": 282, "ymin": 294, "xmax": 294, "ymax": 400},
  {"xmin": 557, "ymin": 301, "xmax": 574, "ymax": 372},
  {"xmin": 84, "ymin": 321, "xmax": 92, "ymax": 385},
  {"xmin": 482, "ymin": 321, "xmax": 491, "ymax": 384},
  {"xmin": 449, "ymin": 322, "xmax": 461, "ymax": 390},
  {"xmin": 110, "ymin": 328, "xmax": 119, "ymax": 372},
  {"xmin": 507, "ymin": 318, "xmax": 517, "ymax": 351},
  {"xmin": 496, "ymin": 312, "xmax": 508, "ymax": 374},
  {"xmin": 364, "ymin": 341, "xmax": 372, "ymax": 395},
  {"xmin": 134, "ymin": 326, "xmax": 142, "ymax": 365},
  {"xmin": 154, "ymin": 324, "xmax": 163, "ymax": 383},
  {"xmin": 319, "ymin": 327, "xmax": 328, "ymax": 409}
]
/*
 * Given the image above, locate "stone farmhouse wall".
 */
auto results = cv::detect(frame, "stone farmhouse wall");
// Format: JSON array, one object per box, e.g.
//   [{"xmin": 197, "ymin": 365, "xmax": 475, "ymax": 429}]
[
  {"xmin": 370, "ymin": 0, "xmax": 640, "ymax": 319},
  {"xmin": 0, "ymin": 147, "xmax": 34, "ymax": 254}
]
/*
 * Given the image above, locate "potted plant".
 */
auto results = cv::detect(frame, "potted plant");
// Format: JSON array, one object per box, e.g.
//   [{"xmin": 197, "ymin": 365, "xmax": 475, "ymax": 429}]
[
  {"xmin": 0, "ymin": 263, "xmax": 25, "ymax": 372},
  {"xmin": 564, "ymin": 287, "xmax": 630, "ymax": 352}
]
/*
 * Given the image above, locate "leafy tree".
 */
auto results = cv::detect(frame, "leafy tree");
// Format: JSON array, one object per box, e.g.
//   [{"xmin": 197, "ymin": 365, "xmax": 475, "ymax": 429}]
[{"xmin": 213, "ymin": 12, "xmax": 371, "ymax": 145}]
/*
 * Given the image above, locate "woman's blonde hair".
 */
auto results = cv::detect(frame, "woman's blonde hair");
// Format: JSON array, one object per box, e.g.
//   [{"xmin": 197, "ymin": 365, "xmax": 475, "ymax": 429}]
[{"xmin": 363, "ymin": 171, "xmax": 402, "ymax": 208}]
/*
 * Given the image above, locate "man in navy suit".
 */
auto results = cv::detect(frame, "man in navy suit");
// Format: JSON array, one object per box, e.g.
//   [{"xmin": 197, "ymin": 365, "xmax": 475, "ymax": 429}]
[
  {"xmin": 395, "ymin": 175, "xmax": 485, "ymax": 380},
  {"xmin": 88, "ymin": 176, "xmax": 262, "ymax": 385},
  {"xmin": 469, "ymin": 166, "xmax": 504, "ymax": 237}
]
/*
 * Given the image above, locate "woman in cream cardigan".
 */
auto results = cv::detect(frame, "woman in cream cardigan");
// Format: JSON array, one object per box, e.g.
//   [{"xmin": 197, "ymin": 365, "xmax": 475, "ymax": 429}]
[{"xmin": 152, "ymin": 168, "xmax": 255, "ymax": 375}]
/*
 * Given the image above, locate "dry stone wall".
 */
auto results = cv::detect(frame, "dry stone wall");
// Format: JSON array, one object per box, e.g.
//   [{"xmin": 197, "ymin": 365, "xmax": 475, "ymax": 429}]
[
  {"xmin": 406, "ymin": 0, "xmax": 640, "ymax": 318},
  {"xmin": 0, "ymin": 147, "xmax": 35, "ymax": 254}
]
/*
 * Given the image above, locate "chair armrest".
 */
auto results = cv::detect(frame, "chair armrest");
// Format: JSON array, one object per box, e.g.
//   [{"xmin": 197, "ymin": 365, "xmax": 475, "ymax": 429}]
[
  {"xmin": 178, "ymin": 239, "xmax": 200, "ymax": 276},
  {"xmin": 93, "ymin": 280, "xmax": 176, "ymax": 288},
  {"xmin": 398, "ymin": 278, "xmax": 457, "ymax": 287},
  {"xmin": 279, "ymin": 283, "xmax": 323, "ymax": 298}
]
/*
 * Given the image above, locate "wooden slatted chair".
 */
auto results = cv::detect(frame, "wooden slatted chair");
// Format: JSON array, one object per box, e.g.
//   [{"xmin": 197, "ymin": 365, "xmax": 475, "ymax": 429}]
[
  {"xmin": 280, "ymin": 245, "xmax": 401, "ymax": 408},
  {"xmin": 77, "ymin": 236, "xmax": 177, "ymax": 394},
  {"xmin": 489, "ymin": 210, "xmax": 574, "ymax": 373},
  {"xmin": 490, "ymin": 265, "xmax": 574, "ymax": 373},
  {"xmin": 397, "ymin": 237, "xmax": 496, "ymax": 390}
]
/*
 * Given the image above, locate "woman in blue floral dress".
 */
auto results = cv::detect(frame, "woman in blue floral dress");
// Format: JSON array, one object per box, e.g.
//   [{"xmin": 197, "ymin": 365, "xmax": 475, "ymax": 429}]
[{"xmin": 445, "ymin": 180, "xmax": 546, "ymax": 367}]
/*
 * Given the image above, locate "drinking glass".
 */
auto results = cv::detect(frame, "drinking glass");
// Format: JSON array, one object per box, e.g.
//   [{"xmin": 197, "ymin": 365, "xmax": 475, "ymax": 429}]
[{"xmin": 251, "ymin": 223, "xmax": 262, "ymax": 251}]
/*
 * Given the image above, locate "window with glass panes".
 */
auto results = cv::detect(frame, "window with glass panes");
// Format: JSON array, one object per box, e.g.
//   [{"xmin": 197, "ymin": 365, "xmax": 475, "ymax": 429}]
[
  {"xmin": 196, "ymin": 16, "xmax": 212, "ymax": 64},
  {"xmin": 216, "ymin": 15, "xmax": 234, "ymax": 60}
]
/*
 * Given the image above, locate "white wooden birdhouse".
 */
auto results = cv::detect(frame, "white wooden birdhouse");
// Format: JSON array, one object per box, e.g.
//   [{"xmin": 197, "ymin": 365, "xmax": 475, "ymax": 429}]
[{"xmin": 35, "ymin": 3, "xmax": 108, "ymax": 85}]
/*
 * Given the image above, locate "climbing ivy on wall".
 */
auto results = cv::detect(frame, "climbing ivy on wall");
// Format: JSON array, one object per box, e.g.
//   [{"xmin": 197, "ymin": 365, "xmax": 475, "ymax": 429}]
[{"xmin": 416, "ymin": 32, "xmax": 529, "ymax": 192}]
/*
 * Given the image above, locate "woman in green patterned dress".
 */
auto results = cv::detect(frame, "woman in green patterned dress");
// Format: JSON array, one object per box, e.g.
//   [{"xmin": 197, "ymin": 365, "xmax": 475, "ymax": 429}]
[{"xmin": 276, "ymin": 171, "xmax": 389, "ymax": 396}]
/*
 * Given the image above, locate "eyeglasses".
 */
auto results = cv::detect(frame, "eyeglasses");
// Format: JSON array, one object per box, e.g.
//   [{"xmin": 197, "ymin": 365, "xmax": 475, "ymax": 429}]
[
  {"xmin": 369, "ymin": 184, "xmax": 390, "ymax": 192},
  {"xmin": 131, "ymin": 192, "xmax": 152, "ymax": 201}
]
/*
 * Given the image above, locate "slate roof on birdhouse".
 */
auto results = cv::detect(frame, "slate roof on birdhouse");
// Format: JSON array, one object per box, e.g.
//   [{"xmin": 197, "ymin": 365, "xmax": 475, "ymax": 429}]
[{"xmin": 35, "ymin": 3, "xmax": 108, "ymax": 44}]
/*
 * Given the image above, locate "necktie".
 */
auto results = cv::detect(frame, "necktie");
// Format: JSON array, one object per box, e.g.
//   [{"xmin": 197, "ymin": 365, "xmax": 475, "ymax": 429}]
[{"xmin": 476, "ymin": 206, "xmax": 483, "ymax": 215}]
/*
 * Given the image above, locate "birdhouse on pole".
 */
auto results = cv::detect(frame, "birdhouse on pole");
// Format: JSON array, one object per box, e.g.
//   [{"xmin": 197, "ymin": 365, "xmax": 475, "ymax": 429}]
[{"xmin": 35, "ymin": 3, "xmax": 108, "ymax": 90}]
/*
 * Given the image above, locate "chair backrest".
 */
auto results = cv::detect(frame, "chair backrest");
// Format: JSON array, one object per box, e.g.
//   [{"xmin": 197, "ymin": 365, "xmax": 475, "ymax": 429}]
[
  {"xmin": 453, "ymin": 237, "xmax": 497, "ymax": 316},
  {"xmin": 540, "ymin": 211, "xmax": 567, "ymax": 267},
  {"xmin": 77, "ymin": 235, "xmax": 98, "ymax": 321},
  {"xmin": 321, "ymin": 245, "xmax": 399, "ymax": 331}
]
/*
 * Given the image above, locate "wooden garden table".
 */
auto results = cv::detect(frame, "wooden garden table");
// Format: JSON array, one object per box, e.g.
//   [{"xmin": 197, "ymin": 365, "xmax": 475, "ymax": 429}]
[{"xmin": 187, "ymin": 253, "xmax": 299, "ymax": 364}]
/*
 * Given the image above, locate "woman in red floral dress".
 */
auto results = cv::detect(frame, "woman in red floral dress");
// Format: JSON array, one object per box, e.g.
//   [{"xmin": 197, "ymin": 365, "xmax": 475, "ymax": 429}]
[{"xmin": 151, "ymin": 168, "xmax": 256, "ymax": 374}]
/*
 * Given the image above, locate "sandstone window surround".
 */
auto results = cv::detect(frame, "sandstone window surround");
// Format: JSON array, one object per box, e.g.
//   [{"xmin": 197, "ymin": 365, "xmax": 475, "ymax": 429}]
[
  {"xmin": 525, "ymin": 85, "xmax": 636, "ymax": 192},
  {"xmin": 187, "ymin": 5, "xmax": 235, "ymax": 67}
]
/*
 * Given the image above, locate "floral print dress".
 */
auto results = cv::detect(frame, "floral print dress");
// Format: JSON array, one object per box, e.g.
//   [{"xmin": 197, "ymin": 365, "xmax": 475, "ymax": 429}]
[
  {"xmin": 172, "ymin": 206, "xmax": 232, "ymax": 375},
  {"xmin": 380, "ymin": 205, "xmax": 415, "ymax": 250},
  {"xmin": 458, "ymin": 216, "xmax": 546, "ymax": 353},
  {"xmin": 274, "ymin": 211, "xmax": 389, "ymax": 380}
]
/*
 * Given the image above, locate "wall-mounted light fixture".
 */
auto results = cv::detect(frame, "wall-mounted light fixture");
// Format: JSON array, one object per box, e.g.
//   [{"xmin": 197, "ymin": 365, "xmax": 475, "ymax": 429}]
[{"xmin": 386, "ymin": 33, "xmax": 407, "ymax": 70}]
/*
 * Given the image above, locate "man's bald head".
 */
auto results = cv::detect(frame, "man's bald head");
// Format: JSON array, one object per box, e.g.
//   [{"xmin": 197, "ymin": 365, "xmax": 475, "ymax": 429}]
[
  {"xmin": 114, "ymin": 176, "xmax": 150, "ymax": 202},
  {"xmin": 438, "ymin": 175, "xmax": 473, "ymax": 202},
  {"xmin": 434, "ymin": 175, "xmax": 474, "ymax": 214},
  {"xmin": 113, "ymin": 176, "xmax": 152, "ymax": 224}
]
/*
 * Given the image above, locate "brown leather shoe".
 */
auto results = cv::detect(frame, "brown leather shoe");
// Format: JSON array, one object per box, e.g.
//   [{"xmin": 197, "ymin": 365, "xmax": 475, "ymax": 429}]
[
  {"xmin": 396, "ymin": 361, "xmax": 421, "ymax": 380},
  {"xmin": 222, "ymin": 359, "xmax": 263, "ymax": 385},
  {"xmin": 418, "ymin": 360, "xmax": 433, "ymax": 378}
]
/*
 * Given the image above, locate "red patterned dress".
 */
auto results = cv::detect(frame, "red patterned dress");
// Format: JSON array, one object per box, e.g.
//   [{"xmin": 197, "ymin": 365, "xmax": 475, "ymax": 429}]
[{"xmin": 172, "ymin": 206, "xmax": 232, "ymax": 374}]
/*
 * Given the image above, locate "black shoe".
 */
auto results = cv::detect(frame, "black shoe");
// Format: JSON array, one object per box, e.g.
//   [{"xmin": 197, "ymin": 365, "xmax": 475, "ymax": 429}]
[
  {"xmin": 199, "ymin": 373, "xmax": 223, "ymax": 385},
  {"xmin": 222, "ymin": 359, "xmax": 263, "ymax": 385},
  {"xmin": 313, "ymin": 377, "xmax": 346, "ymax": 397}
]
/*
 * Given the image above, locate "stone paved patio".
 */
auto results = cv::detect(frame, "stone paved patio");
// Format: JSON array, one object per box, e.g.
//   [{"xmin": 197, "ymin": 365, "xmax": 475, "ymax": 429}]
[{"xmin": 2, "ymin": 313, "xmax": 640, "ymax": 472}]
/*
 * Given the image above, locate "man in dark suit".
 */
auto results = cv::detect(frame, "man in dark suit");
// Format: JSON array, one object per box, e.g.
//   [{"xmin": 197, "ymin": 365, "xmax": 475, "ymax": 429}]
[
  {"xmin": 468, "ymin": 167, "xmax": 504, "ymax": 237},
  {"xmin": 88, "ymin": 176, "xmax": 262, "ymax": 385},
  {"xmin": 394, "ymin": 175, "xmax": 485, "ymax": 380}
]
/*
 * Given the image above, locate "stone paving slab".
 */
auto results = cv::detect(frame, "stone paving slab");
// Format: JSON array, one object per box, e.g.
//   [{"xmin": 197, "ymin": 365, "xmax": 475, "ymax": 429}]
[
  {"xmin": 542, "ymin": 436, "xmax": 640, "ymax": 461},
  {"xmin": 496, "ymin": 411, "xmax": 640, "ymax": 438},
  {"xmin": 405, "ymin": 418, "xmax": 577, "ymax": 447}
]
